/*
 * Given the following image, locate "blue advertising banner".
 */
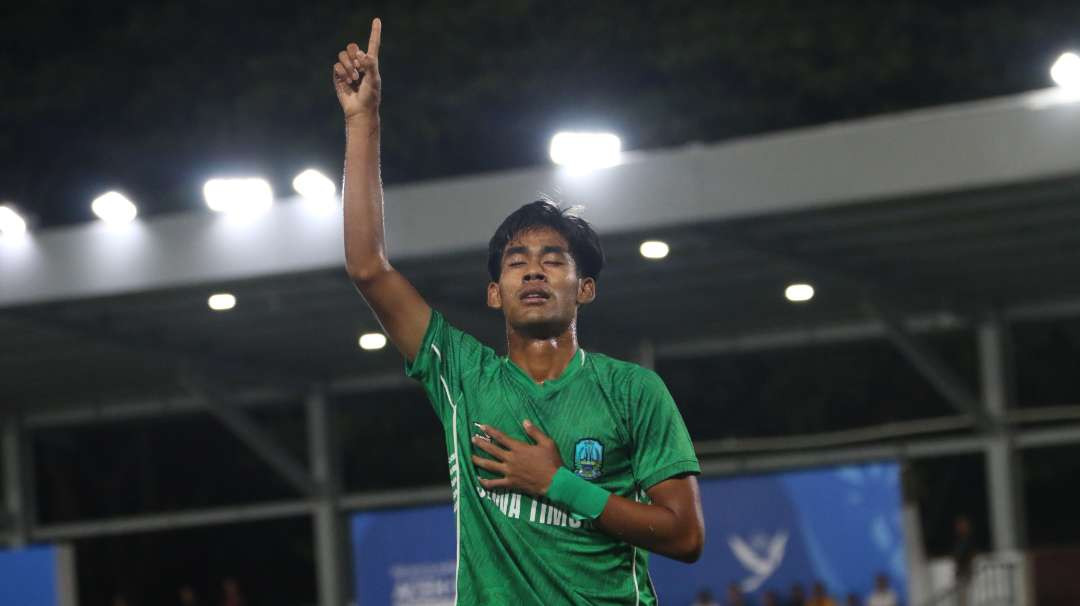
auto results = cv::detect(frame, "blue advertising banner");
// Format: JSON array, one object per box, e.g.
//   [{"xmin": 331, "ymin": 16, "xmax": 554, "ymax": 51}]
[
  {"xmin": 650, "ymin": 462, "xmax": 906, "ymax": 605},
  {"xmin": 351, "ymin": 462, "xmax": 905, "ymax": 606},
  {"xmin": 0, "ymin": 546, "xmax": 61, "ymax": 606},
  {"xmin": 352, "ymin": 504, "xmax": 457, "ymax": 606}
]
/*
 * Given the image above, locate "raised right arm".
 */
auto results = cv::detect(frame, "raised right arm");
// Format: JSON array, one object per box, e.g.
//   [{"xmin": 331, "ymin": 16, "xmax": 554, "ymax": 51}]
[{"xmin": 334, "ymin": 18, "xmax": 431, "ymax": 361}]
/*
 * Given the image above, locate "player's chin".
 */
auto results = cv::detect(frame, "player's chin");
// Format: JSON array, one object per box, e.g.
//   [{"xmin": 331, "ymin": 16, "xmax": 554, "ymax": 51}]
[
  {"xmin": 514, "ymin": 305, "xmax": 557, "ymax": 322},
  {"xmin": 512, "ymin": 311, "xmax": 571, "ymax": 337}
]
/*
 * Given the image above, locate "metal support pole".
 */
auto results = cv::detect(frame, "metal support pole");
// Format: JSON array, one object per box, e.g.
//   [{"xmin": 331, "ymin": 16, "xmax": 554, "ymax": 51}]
[
  {"xmin": 191, "ymin": 384, "xmax": 316, "ymax": 496},
  {"xmin": 308, "ymin": 386, "xmax": 346, "ymax": 606},
  {"xmin": 866, "ymin": 300, "xmax": 992, "ymax": 429},
  {"xmin": 13, "ymin": 420, "xmax": 1080, "ymax": 544},
  {"xmin": 977, "ymin": 312, "xmax": 1025, "ymax": 552},
  {"xmin": 3, "ymin": 414, "xmax": 29, "ymax": 548}
]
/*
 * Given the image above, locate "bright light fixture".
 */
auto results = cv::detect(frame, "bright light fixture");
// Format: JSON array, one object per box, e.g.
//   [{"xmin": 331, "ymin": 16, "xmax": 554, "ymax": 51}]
[
  {"xmin": 207, "ymin": 293, "xmax": 237, "ymax": 311},
  {"xmin": 1051, "ymin": 52, "xmax": 1080, "ymax": 90},
  {"xmin": 292, "ymin": 169, "xmax": 337, "ymax": 210},
  {"xmin": 203, "ymin": 178, "xmax": 273, "ymax": 216},
  {"xmin": 358, "ymin": 332, "xmax": 387, "ymax": 351},
  {"xmin": 0, "ymin": 204, "xmax": 27, "ymax": 237},
  {"xmin": 639, "ymin": 240, "xmax": 670, "ymax": 259},
  {"xmin": 785, "ymin": 283, "xmax": 815, "ymax": 302},
  {"xmin": 91, "ymin": 191, "xmax": 138, "ymax": 224},
  {"xmin": 549, "ymin": 132, "xmax": 622, "ymax": 172}
]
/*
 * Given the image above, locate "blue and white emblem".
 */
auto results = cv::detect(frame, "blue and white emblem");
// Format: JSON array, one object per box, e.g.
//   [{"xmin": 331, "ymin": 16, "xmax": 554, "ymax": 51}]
[
  {"xmin": 728, "ymin": 531, "xmax": 788, "ymax": 592},
  {"xmin": 573, "ymin": 438, "xmax": 604, "ymax": 480}
]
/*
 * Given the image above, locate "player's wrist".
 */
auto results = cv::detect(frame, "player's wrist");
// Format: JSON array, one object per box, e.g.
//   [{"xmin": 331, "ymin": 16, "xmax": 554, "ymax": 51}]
[
  {"xmin": 544, "ymin": 467, "xmax": 610, "ymax": 521},
  {"xmin": 538, "ymin": 466, "xmax": 557, "ymax": 495},
  {"xmin": 345, "ymin": 110, "xmax": 380, "ymax": 131}
]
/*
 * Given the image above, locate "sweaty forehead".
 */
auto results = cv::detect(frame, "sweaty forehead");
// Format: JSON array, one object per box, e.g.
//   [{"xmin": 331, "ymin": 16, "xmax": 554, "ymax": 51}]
[{"xmin": 503, "ymin": 226, "xmax": 570, "ymax": 253}]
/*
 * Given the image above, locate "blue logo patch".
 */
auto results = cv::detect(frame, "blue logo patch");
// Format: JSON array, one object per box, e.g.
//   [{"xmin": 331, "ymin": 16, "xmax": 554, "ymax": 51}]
[{"xmin": 574, "ymin": 438, "xmax": 604, "ymax": 480}]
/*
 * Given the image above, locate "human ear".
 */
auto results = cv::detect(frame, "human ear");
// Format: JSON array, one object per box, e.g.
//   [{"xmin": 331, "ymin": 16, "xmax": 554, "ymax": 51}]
[
  {"xmin": 577, "ymin": 277, "xmax": 596, "ymax": 305},
  {"xmin": 486, "ymin": 282, "xmax": 503, "ymax": 310}
]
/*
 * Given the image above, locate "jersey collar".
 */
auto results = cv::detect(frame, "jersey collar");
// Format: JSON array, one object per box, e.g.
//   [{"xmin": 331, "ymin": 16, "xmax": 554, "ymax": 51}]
[{"xmin": 502, "ymin": 349, "xmax": 587, "ymax": 397}]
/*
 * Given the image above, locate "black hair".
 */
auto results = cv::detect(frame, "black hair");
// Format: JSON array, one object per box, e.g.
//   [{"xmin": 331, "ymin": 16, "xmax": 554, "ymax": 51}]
[{"xmin": 487, "ymin": 200, "xmax": 604, "ymax": 282}]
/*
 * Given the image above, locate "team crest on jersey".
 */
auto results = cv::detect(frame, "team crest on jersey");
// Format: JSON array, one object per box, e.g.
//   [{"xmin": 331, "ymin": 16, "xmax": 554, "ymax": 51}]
[{"xmin": 574, "ymin": 438, "xmax": 604, "ymax": 480}]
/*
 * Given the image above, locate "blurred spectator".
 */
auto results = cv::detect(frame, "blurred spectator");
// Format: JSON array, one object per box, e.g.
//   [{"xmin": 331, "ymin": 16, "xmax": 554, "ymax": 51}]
[
  {"xmin": 692, "ymin": 589, "xmax": 721, "ymax": 606},
  {"xmin": 179, "ymin": 584, "xmax": 203, "ymax": 606},
  {"xmin": 761, "ymin": 590, "xmax": 781, "ymax": 606},
  {"xmin": 220, "ymin": 577, "xmax": 246, "ymax": 606},
  {"xmin": 866, "ymin": 573, "xmax": 899, "ymax": 606},
  {"xmin": 953, "ymin": 515, "xmax": 975, "ymax": 606},
  {"xmin": 788, "ymin": 583, "xmax": 806, "ymax": 606},
  {"xmin": 807, "ymin": 582, "xmax": 837, "ymax": 606},
  {"xmin": 845, "ymin": 593, "xmax": 860, "ymax": 606},
  {"xmin": 726, "ymin": 582, "xmax": 747, "ymax": 606}
]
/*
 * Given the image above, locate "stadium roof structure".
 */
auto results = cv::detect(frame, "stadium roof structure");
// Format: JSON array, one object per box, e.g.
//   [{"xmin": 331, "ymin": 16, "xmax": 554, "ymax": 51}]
[
  {"xmin": 4, "ymin": 86, "xmax": 1080, "ymax": 420},
  {"xmin": 3, "ymin": 85, "xmax": 1080, "ymax": 604}
]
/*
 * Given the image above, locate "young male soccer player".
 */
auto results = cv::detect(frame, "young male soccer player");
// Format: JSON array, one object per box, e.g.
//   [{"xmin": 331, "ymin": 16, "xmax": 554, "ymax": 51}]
[{"xmin": 333, "ymin": 18, "xmax": 705, "ymax": 604}]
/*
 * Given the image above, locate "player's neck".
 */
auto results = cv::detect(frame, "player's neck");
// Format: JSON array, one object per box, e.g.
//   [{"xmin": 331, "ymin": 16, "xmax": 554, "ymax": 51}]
[{"xmin": 505, "ymin": 322, "xmax": 579, "ymax": 384}]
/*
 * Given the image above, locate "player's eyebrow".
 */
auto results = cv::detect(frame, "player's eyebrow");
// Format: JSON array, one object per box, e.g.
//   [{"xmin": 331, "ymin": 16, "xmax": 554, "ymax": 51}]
[{"xmin": 504, "ymin": 244, "xmax": 567, "ymax": 260}]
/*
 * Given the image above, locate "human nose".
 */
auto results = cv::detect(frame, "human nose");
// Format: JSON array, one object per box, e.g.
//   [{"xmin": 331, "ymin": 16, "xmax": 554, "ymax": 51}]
[{"xmin": 523, "ymin": 259, "xmax": 547, "ymax": 282}]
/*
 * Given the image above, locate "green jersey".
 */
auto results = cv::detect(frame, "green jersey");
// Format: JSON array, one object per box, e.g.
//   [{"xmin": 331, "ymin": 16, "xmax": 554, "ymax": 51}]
[{"xmin": 405, "ymin": 310, "xmax": 700, "ymax": 605}]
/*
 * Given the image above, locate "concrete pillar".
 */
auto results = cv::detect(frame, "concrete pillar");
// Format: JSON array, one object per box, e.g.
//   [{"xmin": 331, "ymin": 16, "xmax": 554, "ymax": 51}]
[{"xmin": 307, "ymin": 387, "xmax": 347, "ymax": 606}]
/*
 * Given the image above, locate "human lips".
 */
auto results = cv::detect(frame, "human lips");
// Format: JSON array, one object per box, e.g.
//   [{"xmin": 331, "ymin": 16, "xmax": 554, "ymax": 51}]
[{"xmin": 519, "ymin": 286, "xmax": 552, "ymax": 304}]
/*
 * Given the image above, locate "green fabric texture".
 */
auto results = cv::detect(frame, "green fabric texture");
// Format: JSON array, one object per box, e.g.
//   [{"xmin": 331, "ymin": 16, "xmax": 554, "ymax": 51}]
[{"xmin": 405, "ymin": 310, "xmax": 700, "ymax": 605}]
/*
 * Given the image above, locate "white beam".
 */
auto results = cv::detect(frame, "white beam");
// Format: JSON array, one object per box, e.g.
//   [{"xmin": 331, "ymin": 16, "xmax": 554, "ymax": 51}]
[
  {"xmin": 31, "ymin": 499, "xmax": 313, "ymax": 541},
  {"xmin": 658, "ymin": 311, "xmax": 967, "ymax": 358},
  {"xmin": 4, "ymin": 89, "xmax": 1080, "ymax": 308},
  {"xmin": 695, "ymin": 414, "xmax": 974, "ymax": 456}
]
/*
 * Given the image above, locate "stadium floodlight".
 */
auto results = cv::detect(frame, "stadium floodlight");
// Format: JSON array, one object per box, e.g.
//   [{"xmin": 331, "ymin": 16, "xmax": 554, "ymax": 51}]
[
  {"xmin": 207, "ymin": 293, "xmax": 237, "ymax": 311},
  {"xmin": 91, "ymin": 191, "xmax": 138, "ymax": 225},
  {"xmin": 785, "ymin": 283, "xmax": 815, "ymax": 303},
  {"xmin": 1051, "ymin": 52, "xmax": 1080, "ymax": 90},
  {"xmin": 549, "ymin": 132, "xmax": 622, "ymax": 172},
  {"xmin": 203, "ymin": 178, "xmax": 273, "ymax": 216},
  {"xmin": 358, "ymin": 332, "xmax": 388, "ymax": 351},
  {"xmin": 0, "ymin": 204, "xmax": 27, "ymax": 237},
  {"xmin": 292, "ymin": 169, "xmax": 337, "ymax": 210},
  {"xmin": 639, "ymin": 240, "xmax": 670, "ymax": 260}
]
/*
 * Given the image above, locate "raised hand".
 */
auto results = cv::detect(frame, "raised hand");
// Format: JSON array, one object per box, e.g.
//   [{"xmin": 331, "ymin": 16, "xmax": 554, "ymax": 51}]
[
  {"xmin": 471, "ymin": 420, "xmax": 565, "ymax": 497},
  {"xmin": 333, "ymin": 18, "xmax": 382, "ymax": 120}
]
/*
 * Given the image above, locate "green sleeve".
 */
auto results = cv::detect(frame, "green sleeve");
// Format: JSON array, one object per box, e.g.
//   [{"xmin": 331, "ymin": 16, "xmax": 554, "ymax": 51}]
[
  {"xmin": 629, "ymin": 368, "xmax": 701, "ymax": 490},
  {"xmin": 404, "ymin": 309, "xmax": 490, "ymax": 426}
]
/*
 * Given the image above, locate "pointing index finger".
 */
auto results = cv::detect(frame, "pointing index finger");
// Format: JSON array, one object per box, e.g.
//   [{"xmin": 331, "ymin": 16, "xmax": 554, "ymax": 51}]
[{"xmin": 367, "ymin": 17, "xmax": 382, "ymax": 58}]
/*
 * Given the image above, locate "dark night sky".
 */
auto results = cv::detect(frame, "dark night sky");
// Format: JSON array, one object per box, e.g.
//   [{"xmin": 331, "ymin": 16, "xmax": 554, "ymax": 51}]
[{"xmin": 4, "ymin": 0, "xmax": 1080, "ymax": 229}]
